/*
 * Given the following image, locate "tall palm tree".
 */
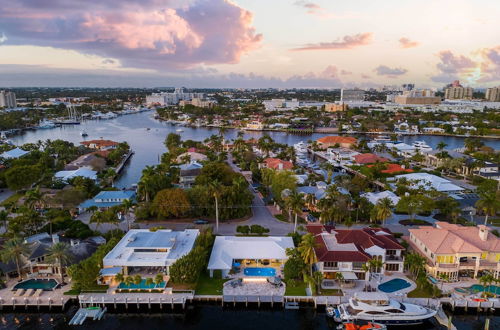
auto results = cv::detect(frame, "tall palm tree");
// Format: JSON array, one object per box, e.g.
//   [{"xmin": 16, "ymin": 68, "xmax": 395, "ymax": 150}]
[
  {"xmin": 0, "ymin": 210, "xmax": 9, "ymax": 231},
  {"xmin": 286, "ymin": 190, "xmax": 305, "ymax": 233},
  {"xmin": 437, "ymin": 142, "xmax": 447, "ymax": 151},
  {"xmin": 298, "ymin": 233, "xmax": 318, "ymax": 276},
  {"xmin": 0, "ymin": 238, "xmax": 30, "ymax": 280},
  {"xmin": 475, "ymin": 191, "xmax": 499, "ymax": 225},
  {"xmin": 90, "ymin": 211, "xmax": 107, "ymax": 230},
  {"xmin": 369, "ymin": 258, "xmax": 384, "ymax": 274},
  {"xmin": 115, "ymin": 272, "xmax": 124, "ymax": 283},
  {"xmin": 375, "ymin": 197, "xmax": 394, "ymax": 227},
  {"xmin": 46, "ymin": 242, "xmax": 72, "ymax": 284},
  {"xmin": 361, "ymin": 263, "xmax": 370, "ymax": 287},
  {"xmin": 209, "ymin": 180, "xmax": 222, "ymax": 233},
  {"xmin": 121, "ymin": 199, "xmax": 135, "ymax": 231},
  {"xmin": 25, "ymin": 186, "xmax": 44, "ymax": 210}
]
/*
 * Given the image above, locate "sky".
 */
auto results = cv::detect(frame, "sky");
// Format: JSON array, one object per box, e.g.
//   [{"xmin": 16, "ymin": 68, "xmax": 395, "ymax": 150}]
[{"xmin": 0, "ymin": 0, "xmax": 499, "ymax": 88}]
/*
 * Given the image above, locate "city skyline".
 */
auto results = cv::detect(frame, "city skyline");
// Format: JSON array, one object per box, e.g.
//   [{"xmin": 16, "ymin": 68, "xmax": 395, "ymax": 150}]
[{"xmin": 0, "ymin": 0, "xmax": 499, "ymax": 88}]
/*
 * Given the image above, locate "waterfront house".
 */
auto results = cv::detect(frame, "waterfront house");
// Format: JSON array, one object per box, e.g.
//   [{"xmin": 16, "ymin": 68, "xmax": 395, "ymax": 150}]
[
  {"xmin": 361, "ymin": 190, "xmax": 401, "ymax": 206},
  {"xmin": 179, "ymin": 161, "xmax": 203, "ymax": 188},
  {"xmin": 176, "ymin": 151, "xmax": 207, "ymax": 163},
  {"xmin": 316, "ymin": 136, "xmax": 357, "ymax": 149},
  {"xmin": 79, "ymin": 190, "xmax": 136, "ymax": 212},
  {"xmin": 307, "ymin": 224, "xmax": 405, "ymax": 286},
  {"xmin": 393, "ymin": 173, "xmax": 464, "ymax": 193},
  {"xmin": 99, "ymin": 229, "xmax": 199, "ymax": 284},
  {"xmin": 207, "ymin": 236, "xmax": 294, "ymax": 278},
  {"xmin": 260, "ymin": 158, "xmax": 293, "ymax": 171},
  {"xmin": 473, "ymin": 161, "xmax": 500, "ymax": 181},
  {"xmin": 54, "ymin": 167, "xmax": 98, "ymax": 183},
  {"xmin": 80, "ymin": 139, "xmax": 119, "ymax": 151},
  {"xmin": 353, "ymin": 153, "xmax": 389, "ymax": 165},
  {"xmin": 64, "ymin": 152, "xmax": 108, "ymax": 172},
  {"xmin": 405, "ymin": 222, "xmax": 500, "ymax": 280},
  {"xmin": 0, "ymin": 147, "xmax": 29, "ymax": 160}
]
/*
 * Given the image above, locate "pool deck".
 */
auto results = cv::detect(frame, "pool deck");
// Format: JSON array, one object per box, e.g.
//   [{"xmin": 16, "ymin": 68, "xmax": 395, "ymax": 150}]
[{"xmin": 0, "ymin": 279, "xmax": 73, "ymax": 309}]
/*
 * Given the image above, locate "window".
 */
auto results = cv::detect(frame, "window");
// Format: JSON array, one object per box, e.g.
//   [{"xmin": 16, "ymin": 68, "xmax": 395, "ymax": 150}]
[
  {"xmin": 353, "ymin": 262, "xmax": 364, "ymax": 269},
  {"xmin": 386, "ymin": 250, "xmax": 396, "ymax": 255},
  {"xmin": 324, "ymin": 262, "xmax": 338, "ymax": 268}
]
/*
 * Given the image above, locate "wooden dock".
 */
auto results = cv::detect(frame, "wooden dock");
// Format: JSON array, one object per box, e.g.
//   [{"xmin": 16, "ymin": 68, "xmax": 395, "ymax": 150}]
[
  {"xmin": 78, "ymin": 292, "xmax": 194, "ymax": 309},
  {"xmin": 0, "ymin": 296, "xmax": 72, "ymax": 310}
]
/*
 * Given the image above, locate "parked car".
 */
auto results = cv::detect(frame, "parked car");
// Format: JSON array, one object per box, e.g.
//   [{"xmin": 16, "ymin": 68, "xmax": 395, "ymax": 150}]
[
  {"xmin": 193, "ymin": 219, "xmax": 209, "ymax": 225},
  {"xmin": 307, "ymin": 214, "xmax": 317, "ymax": 222}
]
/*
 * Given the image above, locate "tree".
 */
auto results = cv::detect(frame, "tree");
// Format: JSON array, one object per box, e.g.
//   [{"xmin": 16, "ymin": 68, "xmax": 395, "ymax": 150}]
[
  {"xmin": 438, "ymin": 273, "xmax": 449, "ymax": 291},
  {"xmin": 374, "ymin": 197, "xmax": 394, "ymax": 226},
  {"xmin": 404, "ymin": 252, "xmax": 426, "ymax": 278},
  {"xmin": 25, "ymin": 186, "xmax": 44, "ymax": 210},
  {"xmin": 298, "ymin": 233, "xmax": 318, "ymax": 276},
  {"xmin": 475, "ymin": 191, "xmax": 499, "ymax": 225},
  {"xmin": 0, "ymin": 238, "xmax": 30, "ymax": 280},
  {"xmin": 154, "ymin": 273, "xmax": 164, "ymax": 287},
  {"xmin": 4, "ymin": 165, "xmax": 43, "ymax": 191},
  {"xmin": 121, "ymin": 199, "xmax": 134, "ymax": 231},
  {"xmin": 90, "ymin": 211, "xmax": 107, "ymax": 230},
  {"xmin": 0, "ymin": 210, "xmax": 9, "ymax": 230},
  {"xmin": 283, "ymin": 248, "xmax": 306, "ymax": 282},
  {"xmin": 165, "ymin": 133, "xmax": 181, "ymax": 151},
  {"xmin": 209, "ymin": 180, "xmax": 222, "ymax": 234},
  {"xmin": 286, "ymin": 190, "xmax": 305, "ymax": 233},
  {"xmin": 133, "ymin": 274, "xmax": 142, "ymax": 285},
  {"xmin": 368, "ymin": 258, "xmax": 384, "ymax": 274},
  {"xmin": 152, "ymin": 188, "xmax": 190, "ymax": 219},
  {"xmin": 145, "ymin": 277, "xmax": 154, "ymax": 287},
  {"xmin": 124, "ymin": 276, "xmax": 134, "ymax": 287},
  {"xmin": 115, "ymin": 273, "xmax": 124, "ymax": 283},
  {"xmin": 46, "ymin": 242, "xmax": 73, "ymax": 284},
  {"xmin": 437, "ymin": 142, "xmax": 447, "ymax": 151},
  {"xmin": 335, "ymin": 272, "xmax": 344, "ymax": 286},
  {"xmin": 312, "ymin": 271, "xmax": 324, "ymax": 294}
]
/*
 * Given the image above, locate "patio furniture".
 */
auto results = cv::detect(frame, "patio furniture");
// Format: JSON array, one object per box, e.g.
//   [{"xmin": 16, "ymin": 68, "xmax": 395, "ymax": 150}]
[
  {"xmin": 24, "ymin": 289, "xmax": 34, "ymax": 296},
  {"xmin": 33, "ymin": 289, "xmax": 43, "ymax": 297},
  {"xmin": 14, "ymin": 289, "xmax": 25, "ymax": 297}
]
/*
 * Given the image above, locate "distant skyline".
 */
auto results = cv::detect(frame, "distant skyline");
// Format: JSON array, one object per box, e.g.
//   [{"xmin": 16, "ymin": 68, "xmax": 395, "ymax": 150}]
[{"xmin": 0, "ymin": 0, "xmax": 499, "ymax": 88}]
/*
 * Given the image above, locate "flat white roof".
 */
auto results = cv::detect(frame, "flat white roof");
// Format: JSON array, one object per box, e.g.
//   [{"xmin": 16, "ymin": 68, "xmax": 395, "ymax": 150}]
[
  {"xmin": 103, "ymin": 229, "xmax": 199, "ymax": 268},
  {"xmin": 207, "ymin": 236, "xmax": 294, "ymax": 270},
  {"xmin": 395, "ymin": 173, "xmax": 464, "ymax": 192}
]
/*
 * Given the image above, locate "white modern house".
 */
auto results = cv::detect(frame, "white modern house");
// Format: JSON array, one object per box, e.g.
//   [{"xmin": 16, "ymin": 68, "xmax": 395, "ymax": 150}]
[
  {"xmin": 394, "ymin": 173, "xmax": 464, "ymax": 193},
  {"xmin": 207, "ymin": 236, "xmax": 294, "ymax": 278},
  {"xmin": 54, "ymin": 168, "xmax": 98, "ymax": 182},
  {"xmin": 100, "ymin": 229, "xmax": 199, "ymax": 283},
  {"xmin": 361, "ymin": 191, "xmax": 401, "ymax": 206},
  {"xmin": 0, "ymin": 147, "xmax": 29, "ymax": 159}
]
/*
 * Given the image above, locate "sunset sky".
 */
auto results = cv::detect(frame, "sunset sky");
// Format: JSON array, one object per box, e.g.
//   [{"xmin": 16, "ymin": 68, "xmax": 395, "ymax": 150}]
[{"xmin": 1, "ymin": 0, "xmax": 499, "ymax": 88}]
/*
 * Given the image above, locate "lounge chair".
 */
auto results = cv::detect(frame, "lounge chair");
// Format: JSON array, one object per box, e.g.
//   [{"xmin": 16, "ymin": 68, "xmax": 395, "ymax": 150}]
[
  {"xmin": 33, "ymin": 289, "xmax": 43, "ymax": 297},
  {"xmin": 14, "ymin": 289, "xmax": 25, "ymax": 297},
  {"xmin": 24, "ymin": 289, "xmax": 34, "ymax": 296}
]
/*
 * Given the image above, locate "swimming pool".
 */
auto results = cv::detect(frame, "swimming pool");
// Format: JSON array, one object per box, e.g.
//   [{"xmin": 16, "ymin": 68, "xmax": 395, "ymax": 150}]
[
  {"xmin": 469, "ymin": 284, "xmax": 500, "ymax": 295},
  {"xmin": 118, "ymin": 279, "xmax": 166, "ymax": 290},
  {"xmin": 13, "ymin": 279, "xmax": 59, "ymax": 291},
  {"xmin": 378, "ymin": 278, "xmax": 411, "ymax": 293},
  {"xmin": 244, "ymin": 267, "xmax": 276, "ymax": 277}
]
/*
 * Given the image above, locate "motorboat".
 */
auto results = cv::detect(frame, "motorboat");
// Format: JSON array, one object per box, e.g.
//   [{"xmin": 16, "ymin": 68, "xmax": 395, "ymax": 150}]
[
  {"xmin": 336, "ymin": 321, "xmax": 387, "ymax": 330},
  {"xmin": 412, "ymin": 140, "xmax": 432, "ymax": 151},
  {"xmin": 336, "ymin": 292, "xmax": 436, "ymax": 325},
  {"xmin": 176, "ymin": 128, "xmax": 184, "ymax": 132},
  {"xmin": 80, "ymin": 130, "xmax": 88, "ymax": 137},
  {"xmin": 38, "ymin": 119, "xmax": 56, "ymax": 129},
  {"xmin": 294, "ymin": 141, "xmax": 308, "ymax": 154}
]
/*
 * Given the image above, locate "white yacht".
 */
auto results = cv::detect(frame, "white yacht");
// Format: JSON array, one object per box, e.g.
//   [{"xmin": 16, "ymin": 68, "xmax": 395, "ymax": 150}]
[
  {"xmin": 38, "ymin": 119, "xmax": 56, "ymax": 129},
  {"xmin": 176, "ymin": 128, "xmax": 184, "ymax": 132},
  {"xmin": 412, "ymin": 140, "xmax": 432, "ymax": 151},
  {"xmin": 80, "ymin": 130, "xmax": 88, "ymax": 137},
  {"xmin": 293, "ymin": 141, "xmax": 308, "ymax": 154},
  {"xmin": 335, "ymin": 292, "xmax": 436, "ymax": 325}
]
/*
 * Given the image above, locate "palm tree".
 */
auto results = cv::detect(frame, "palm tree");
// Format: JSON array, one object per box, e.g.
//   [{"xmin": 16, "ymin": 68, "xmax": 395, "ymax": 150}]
[
  {"xmin": 209, "ymin": 180, "xmax": 222, "ymax": 234},
  {"xmin": 404, "ymin": 252, "xmax": 426, "ymax": 278},
  {"xmin": 475, "ymin": 191, "xmax": 499, "ymax": 225},
  {"xmin": 320, "ymin": 162, "xmax": 335, "ymax": 184},
  {"xmin": 90, "ymin": 211, "xmax": 106, "ymax": 230},
  {"xmin": 286, "ymin": 190, "xmax": 305, "ymax": 233},
  {"xmin": 133, "ymin": 274, "xmax": 142, "ymax": 285},
  {"xmin": 0, "ymin": 210, "xmax": 9, "ymax": 230},
  {"xmin": 121, "ymin": 199, "xmax": 135, "ymax": 231},
  {"xmin": 145, "ymin": 277, "xmax": 154, "ymax": 287},
  {"xmin": 46, "ymin": 242, "xmax": 72, "ymax": 284},
  {"xmin": 375, "ymin": 197, "xmax": 394, "ymax": 227},
  {"xmin": 154, "ymin": 273, "xmax": 164, "ymax": 288},
  {"xmin": 25, "ymin": 186, "xmax": 44, "ymax": 210},
  {"xmin": 334, "ymin": 272, "xmax": 344, "ymax": 286},
  {"xmin": 124, "ymin": 276, "xmax": 134, "ymax": 287},
  {"xmin": 298, "ymin": 233, "xmax": 318, "ymax": 276},
  {"xmin": 369, "ymin": 258, "xmax": 384, "ymax": 274},
  {"xmin": 312, "ymin": 271, "xmax": 324, "ymax": 294},
  {"xmin": 437, "ymin": 142, "xmax": 447, "ymax": 151},
  {"xmin": 438, "ymin": 273, "xmax": 450, "ymax": 291},
  {"xmin": 0, "ymin": 238, "xmax": 30, "ymax": 280},
  {"xmin": 115, "ymin": 272, "xmax": 124, "ymax": 283}
]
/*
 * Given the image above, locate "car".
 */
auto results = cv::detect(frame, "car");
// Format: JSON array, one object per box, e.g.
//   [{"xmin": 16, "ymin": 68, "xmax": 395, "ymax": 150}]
[
  {"xmin": 193, "ymin": 219, "xmax": 209, "ymax": 225},
  {"xmin": 307, "ymin": 214, "xmax": 317, "ymax": 222}
]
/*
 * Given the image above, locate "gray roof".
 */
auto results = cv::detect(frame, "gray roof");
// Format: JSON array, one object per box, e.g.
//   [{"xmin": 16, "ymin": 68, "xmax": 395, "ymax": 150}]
[{"xmin": 125, "ymin": 231, "xmax": 176, "ymax": 249}]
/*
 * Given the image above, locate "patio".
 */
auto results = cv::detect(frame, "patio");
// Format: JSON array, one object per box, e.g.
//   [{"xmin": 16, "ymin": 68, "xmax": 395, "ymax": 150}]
[
  {"xmin": 229, "ymin": 259, "xmax": 283, "ymax": 279},
  {"xmin": 223, "ymin": 278, "xmax": 286, "ymax": 296}
]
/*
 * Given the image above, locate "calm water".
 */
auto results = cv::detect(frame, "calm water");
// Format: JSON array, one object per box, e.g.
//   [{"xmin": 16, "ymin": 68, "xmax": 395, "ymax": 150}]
[
  {"xmin": 0, "ymin": 304, "xmax": 497, "ymax": 329},
  {"xmin": 9, "ymin": 111, "xmax": 500, "ymax": 189}
]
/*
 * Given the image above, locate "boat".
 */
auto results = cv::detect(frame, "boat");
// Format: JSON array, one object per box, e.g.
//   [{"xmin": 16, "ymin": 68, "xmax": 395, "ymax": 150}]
[
  {"xmin": 294, "ymin": 141, "xmax": 308, "ymax": 154},
  {"xmin": 336, "ymin": 292, "xmax": 436, "ymax": 325},
  {"xmin": 176, "ymin": 128, "xmax": 184, "ymax": 132},
  {"xmin": 412, "ymin": 140, "xmax": 432, "ymax": 151},
  {"xmin": 80, "ymin": 130, "xmax": 88, "ymax": 137},
  {"xmin": 38, "ymin": 119, "xmax": 56, "ymax": 129},
  {"xmin": 337, "ymin": 321, "xmax": 387, "ymax": 330},
  {"xmin": 372, "ymin": 135, "xmax": 392, "ymax": 143}
]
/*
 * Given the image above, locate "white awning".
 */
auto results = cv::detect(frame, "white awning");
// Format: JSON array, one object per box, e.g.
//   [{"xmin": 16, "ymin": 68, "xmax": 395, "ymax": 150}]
[{"xmin": 340, "ymin": 271, "xmax": 358, "ymax": 280}]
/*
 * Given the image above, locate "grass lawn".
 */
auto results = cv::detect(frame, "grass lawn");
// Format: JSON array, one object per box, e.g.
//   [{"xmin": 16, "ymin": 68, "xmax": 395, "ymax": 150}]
[
  {"xmin": 195, "ymin": 271, "xmax": 229, "ymax": 295},
  {"xmin": 0, "ymin": 192, "xmax": 22, "ymax": 206},
  {"xmin": 407, "ymin": 283, "xmax": 440, "ymax": 298},
  {"xmin": 285, "ymin": 281, "xmax": 308, "ymax": 296}
]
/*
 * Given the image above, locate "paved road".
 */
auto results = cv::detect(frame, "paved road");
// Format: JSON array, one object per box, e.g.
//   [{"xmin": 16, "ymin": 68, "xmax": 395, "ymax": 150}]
[{"xmin": 0, "ymin": 189, "xmax": 14, "ymax": 204}]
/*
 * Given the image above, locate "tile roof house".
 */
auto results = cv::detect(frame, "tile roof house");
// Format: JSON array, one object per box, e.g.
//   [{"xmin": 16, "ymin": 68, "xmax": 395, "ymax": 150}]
[
  {"xmin": 81, "ymin": 139, "xmax": 119, "ymax": 150},
  {"xmin": 353, "ymin": 153, "xmax": 389, "ymax": 164},
  {"xmin": 405, "ymin": 222, "xmax": 500, "ymax": 280},
  {"xmin": 176, "ymin": 151, "xmax": 208, "ymax": 163},
  {"xmin": 261, "ymin": 158, "xmax": 293, "ymax": 171},
  {"xmin": 317, "ymin": 136, "xmax": 357, "ymax": 149},
  {"xmin": 307, "ymin": 224, "xmax": 405, "ymax": 281},
  {"xmin": 374, "ymin": 163, "xmax": 413, "ymax": 174}
]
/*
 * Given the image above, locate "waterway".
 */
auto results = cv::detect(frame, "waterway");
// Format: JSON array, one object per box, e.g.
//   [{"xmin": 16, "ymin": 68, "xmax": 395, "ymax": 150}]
[
  {"xmin": 0, "ymin": 304, "xmax": 497, "ymax": 329},
  {"xmin": 9, "ymin": 111, "xmax": 500, "ymax": 189}
]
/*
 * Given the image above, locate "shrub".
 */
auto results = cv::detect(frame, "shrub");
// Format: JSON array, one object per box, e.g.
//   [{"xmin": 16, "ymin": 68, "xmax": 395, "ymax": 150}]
[{"xmin": 236, "ymin": 225, "xmax": 250, "ymax": 234}]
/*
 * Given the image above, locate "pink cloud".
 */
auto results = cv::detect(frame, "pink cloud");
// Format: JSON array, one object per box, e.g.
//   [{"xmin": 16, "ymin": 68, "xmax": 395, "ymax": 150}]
[
  {"xmin": 374, "ymin": 65, "xmax": 408, "ymax": 78},
  {"xmin": 431, "ymin": 50, "xmax": 477, "ymax": 82},
  {"xmin": 399, "ymin": 37, "xmax": 419, "ymax": 49},
  {"xmin": 294, "ymin": 1, "xmax": 330, "ymax": 17},
  {"xmin": 0, "ymin": 0, "xmax": 262, "ymax": 69},
  {"xmin": 478, "ymin": 45, "xmax": 500, "ymax": 82},
  {"xmin": 361, "ymin": 74, "xmax": 371, "ymax": 79},
  {"xmin": 340, "ymin": 70, "xmax": 352, "ymax": 75},
  {"xmin": 291, "ymin": 33, "xmax": 372, "ymax": 51}
]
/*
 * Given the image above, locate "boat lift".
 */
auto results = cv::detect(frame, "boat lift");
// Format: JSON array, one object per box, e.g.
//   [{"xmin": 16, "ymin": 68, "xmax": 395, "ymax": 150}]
[{"xmin": 68, "ymin": 306, "xmax": 107, "ymax": 325}]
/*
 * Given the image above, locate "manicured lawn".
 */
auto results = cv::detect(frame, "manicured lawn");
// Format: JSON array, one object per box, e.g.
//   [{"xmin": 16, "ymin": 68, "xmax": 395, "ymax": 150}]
[
  {"xmin": 195, "ymin": 271, "xmax": 228, "ymax": 295},
  {"xmin": 285, "ymin": 281, "xmax": 308, "ymax": 296},
  {"xmin": 407, "ymin": 283, "xmax": 440, "ymax": 298}
]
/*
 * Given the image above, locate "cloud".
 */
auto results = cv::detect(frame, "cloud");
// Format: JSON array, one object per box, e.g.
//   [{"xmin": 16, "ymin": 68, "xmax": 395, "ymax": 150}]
[
  {"xmin": 294, "ymin": 1, "xmax": 330, "ymax": 17},
  {"xmin": 0, "ymin": 33, "xmax": 6, "ymax": 44},
  {"xmin": 374, "ymin": 65, "xmax": 408, "ymax": 78},
  {"xmin": 399, "ymin": 37, "xmax": 419, "ymax": 49},
  {"xmin": 431, "ymin": 50, "xmax": 477, "ymax": 83},
  {"xmin": 361, "ymin": 74, "xmax": 371, "ymax": 79},
  {"xmin": 478, "ymin": 45, "xmax": 500, "ymax": 82},
  {"xmin": 291, "ymin": 33, "xmax": 372, "ymax": 51},
  {"xmin": 102, "ymin": 58, "xmax": 116, "ymax": 65},
  {"xmin": 0, "ymin": 0, "xmax": 262, "ymax": 70},
  {"xmin": 340, "ymin": 69, "xmax": 352, "ymax": 75}
]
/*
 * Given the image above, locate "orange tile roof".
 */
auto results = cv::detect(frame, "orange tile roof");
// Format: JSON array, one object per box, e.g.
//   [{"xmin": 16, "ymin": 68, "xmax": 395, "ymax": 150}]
[
  {"xmin": 317, "ymin": 136, "xmax": 357, "ymax": 145},
  {"xmin": 353, "ymin": 153, "xmax": 389, "ymax": 164},
  {"xmin": 81, "ymin": 140, "xmax": 119, "ymax": 147},
  {"xmin": 367, "ymin": 163, "xmax": 413, "ymax": 173},
  {"xmin": 263, "ymin": 158, "xmax": 293, "ymax": 170}
]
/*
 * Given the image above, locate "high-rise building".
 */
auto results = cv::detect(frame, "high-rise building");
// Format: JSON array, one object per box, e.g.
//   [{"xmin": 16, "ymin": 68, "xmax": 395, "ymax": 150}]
[
  {"xmin": 394, "ymin": 89, "xmax": 441, "ymax": 105},
  {"xmin": 145, "ymin": 87, "xmax": 204, "ymax": 106},
  {"xmin": 444, "ymin": 82, "xmax": 473, "ymax": 100},
  {"xmin": 0, "ymin": 90, "xmax": 17, "ymax": 108},
  {"xmin": 485, "ymin": 87, "xmax": 500, "ymax": 102},
  {"xmin": 340, "ymin": 89, "xmax": 365, "ymax": 102}
]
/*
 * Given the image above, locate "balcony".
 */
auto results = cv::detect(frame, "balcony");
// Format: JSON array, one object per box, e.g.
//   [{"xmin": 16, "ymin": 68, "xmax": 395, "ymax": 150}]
[
  {"xmin": 459, "ymin": 260, "xmax": 476, "ymax": 268},
  {"xmin": 323, "ymin": 266, "xmax": 339, "ymax": 271},
  {"xmin": 385, "ymin": 255, "xmax": 403, "ymax": 262},
  {"xmin": 436, "ymin": 263, "xmax": 458, "ymax": 270},
  {"xmin": 479, "ymin": 260, "xmax": 498, "ymax": 268}
]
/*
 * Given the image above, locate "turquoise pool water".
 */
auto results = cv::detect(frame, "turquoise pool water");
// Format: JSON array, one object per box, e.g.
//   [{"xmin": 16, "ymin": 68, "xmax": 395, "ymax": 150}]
[
  {"xmin": 378, "ymin": 278, "xmax": 411, "ymax": 293},
  {"xmin": 469, "ymin": 284, "xmax": 500, "ymax": 294},
  {"xmin": 118, "ymin": 279, "xmax": 166, "ymax": 290},
  {"xmin": 13, "ymin": 279, "xmax": 58, "ymax": 291},
  {"xmin": 244, "ymin": 267, "xmax": 276, "ymax": 277}
]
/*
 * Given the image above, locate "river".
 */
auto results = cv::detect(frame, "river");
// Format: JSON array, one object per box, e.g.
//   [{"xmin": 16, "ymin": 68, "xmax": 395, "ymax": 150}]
[{"xmin": 9, "ymin": 111, "xmax": 500, "ymax": 189}]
